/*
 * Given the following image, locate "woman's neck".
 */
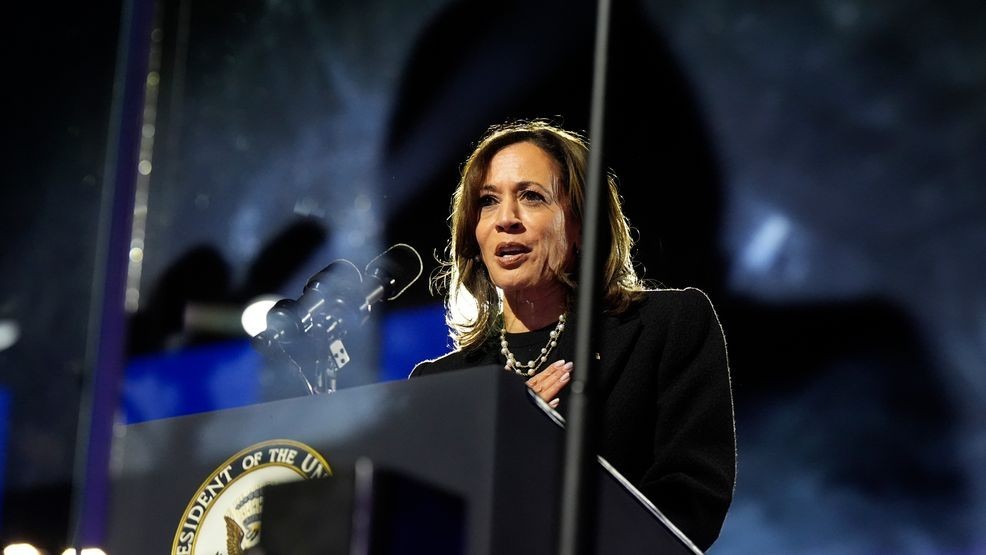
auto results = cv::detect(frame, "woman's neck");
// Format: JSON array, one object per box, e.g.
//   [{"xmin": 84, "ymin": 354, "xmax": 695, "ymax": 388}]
[{"xmin": 502, "ymin": 286, "xmax": 568, "ymax": 332}]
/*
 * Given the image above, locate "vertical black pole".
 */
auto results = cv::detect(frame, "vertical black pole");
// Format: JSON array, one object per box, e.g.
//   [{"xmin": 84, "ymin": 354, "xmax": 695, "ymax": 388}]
[
  {"xmin": 558, "ymin": 0, "xmax": 612, "ymax": 554},
  {"xmin": 68, "ymin": 0, "xmax": 153, "ymax": 547}
]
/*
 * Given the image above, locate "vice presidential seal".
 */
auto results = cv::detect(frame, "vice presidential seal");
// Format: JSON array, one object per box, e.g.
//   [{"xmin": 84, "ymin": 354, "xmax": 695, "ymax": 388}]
[{"xmin": 171, "ymin": 439, "xmax": 331, "ymax": 555}]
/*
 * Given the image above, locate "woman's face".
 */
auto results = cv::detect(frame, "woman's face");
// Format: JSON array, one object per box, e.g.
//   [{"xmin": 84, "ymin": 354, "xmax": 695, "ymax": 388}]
[{"xmin": 474, "ymin": 141, "xmax": 580, "ymax": 300}]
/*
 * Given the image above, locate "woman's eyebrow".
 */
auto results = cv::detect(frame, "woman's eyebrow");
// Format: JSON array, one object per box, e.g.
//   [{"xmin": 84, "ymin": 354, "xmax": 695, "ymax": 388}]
[
  {"xmin": 480, "ymin": 181, "xmax": 548, "ymax": 191},
  {"xmin": 517, "ymin": 181, "xmax": 550, "ymax": 191}
]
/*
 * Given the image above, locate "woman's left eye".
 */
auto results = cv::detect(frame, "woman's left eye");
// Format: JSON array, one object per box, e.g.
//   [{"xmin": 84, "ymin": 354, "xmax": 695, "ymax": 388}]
[{"xmin": 521, "ymin": 190, "xmax": 546, "ymax": 202}]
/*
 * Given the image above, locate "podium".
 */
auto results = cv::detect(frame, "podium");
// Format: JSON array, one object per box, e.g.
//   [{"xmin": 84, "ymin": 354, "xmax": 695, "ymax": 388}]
[{"xmin": 107, "ymin": 365, "xmax": 701, "ymax": 554}]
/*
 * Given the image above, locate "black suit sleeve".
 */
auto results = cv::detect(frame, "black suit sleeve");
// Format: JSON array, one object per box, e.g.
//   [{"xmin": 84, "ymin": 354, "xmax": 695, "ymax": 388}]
[{"xmin": 639, "ymin": 288, "xmax": 736, "ymax": 551}]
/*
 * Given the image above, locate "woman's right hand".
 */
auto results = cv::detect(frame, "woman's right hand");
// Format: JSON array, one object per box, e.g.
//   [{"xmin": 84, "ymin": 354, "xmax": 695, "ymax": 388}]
[{"xmin": 525, "ymin": 359, "xmax": 573, "ymax": 409}]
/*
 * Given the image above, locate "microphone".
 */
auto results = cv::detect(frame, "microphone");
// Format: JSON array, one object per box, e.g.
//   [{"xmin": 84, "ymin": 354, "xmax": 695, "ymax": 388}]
[
  {"xmin": 252, "ymin": 259, "xmax": 365, "ymax": 392},
  {"xmin": 255, "ymin": 258, "xmax": 364, "ymax": 344},
  {"xmin": 252, "ymin": 244, "xmax": 422, "ymax": 394},
  {"xmin": 360, "ymin": 243, "xmax": 423, "ymax": 313}
]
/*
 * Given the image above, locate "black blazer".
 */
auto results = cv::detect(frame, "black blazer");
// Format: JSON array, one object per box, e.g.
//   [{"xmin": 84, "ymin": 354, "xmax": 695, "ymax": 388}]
[{"xmin": 410, "ymin": 288, "xmax": 736, "ymax": 551}]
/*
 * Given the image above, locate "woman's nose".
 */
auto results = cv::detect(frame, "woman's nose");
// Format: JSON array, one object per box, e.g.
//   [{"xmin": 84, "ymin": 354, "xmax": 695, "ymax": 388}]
[{"xmin": 495, "ymin": 200, "xmax": 523, "ymax": 232}]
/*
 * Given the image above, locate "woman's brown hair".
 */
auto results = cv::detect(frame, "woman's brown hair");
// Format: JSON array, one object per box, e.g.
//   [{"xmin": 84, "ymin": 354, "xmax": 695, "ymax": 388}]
[{"xmin": 433, "ymin": 119, "xmax": 648, "ymax": 349}]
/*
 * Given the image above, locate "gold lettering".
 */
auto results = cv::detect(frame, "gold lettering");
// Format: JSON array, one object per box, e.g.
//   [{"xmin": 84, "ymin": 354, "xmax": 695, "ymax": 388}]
[
  {"xmin": 178, "ymin": 529, "xmax": 194, "ymax": 545},
  {"xmin": 301, "ymin": 453, "xmax": 326, "ymax": 478},
  {"xmin": 218, "ymin": 464, "xmax": 233, "ymax": 482},
  {"xmin": 188, "ymin": 504, "xmax": 205, "ymax": 523},
  {"xmin": 267, "ymin": 447, "xmax": 299, "ymax": 463}
]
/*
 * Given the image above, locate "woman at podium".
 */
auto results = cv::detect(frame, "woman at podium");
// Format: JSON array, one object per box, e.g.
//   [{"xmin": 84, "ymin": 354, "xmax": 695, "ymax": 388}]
[{"xmin": 410, "ymin": 119, "xmax": 735, "ymax": 551}]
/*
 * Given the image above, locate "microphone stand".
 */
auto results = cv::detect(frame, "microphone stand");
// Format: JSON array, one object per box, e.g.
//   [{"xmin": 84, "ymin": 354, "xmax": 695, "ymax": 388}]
[{"xmin": 558, "ymin": 0, "xmax": 612, "ymax": 553}]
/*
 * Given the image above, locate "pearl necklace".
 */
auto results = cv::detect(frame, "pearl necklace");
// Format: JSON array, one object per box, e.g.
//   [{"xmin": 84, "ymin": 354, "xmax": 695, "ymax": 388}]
[{"xmin": 500, "ymin": 313, "xmax": 567, "ymax": 376}]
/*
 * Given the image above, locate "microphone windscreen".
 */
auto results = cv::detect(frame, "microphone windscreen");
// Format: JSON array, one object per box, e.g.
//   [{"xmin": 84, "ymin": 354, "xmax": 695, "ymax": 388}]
[
  {"xmin": 305, "ymin": 259, "xmax": 363, "ymax": 300},
  {"xmin": 364, "ymin": 243, "xmax": 423, "ymax": 301}
]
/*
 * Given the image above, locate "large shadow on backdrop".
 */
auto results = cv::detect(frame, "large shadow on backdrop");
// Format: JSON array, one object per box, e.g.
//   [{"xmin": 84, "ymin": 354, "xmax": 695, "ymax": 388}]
[
  {"xmin": 381, "ymin": 0, "xmax": 966, "ymax": 548},
  {"xmin": 128, "ymin": 219, "xmax": 327, "ymax": 355}
]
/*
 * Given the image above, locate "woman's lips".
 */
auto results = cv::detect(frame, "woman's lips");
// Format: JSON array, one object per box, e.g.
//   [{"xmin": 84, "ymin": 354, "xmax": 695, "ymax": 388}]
[
  {"xmin": 493, "ymin": 242, "xmax": 531, "ymax": 268},
  {"xmin": 496, "ymin": 251, "xmax": 528, "ymax": 268}
]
